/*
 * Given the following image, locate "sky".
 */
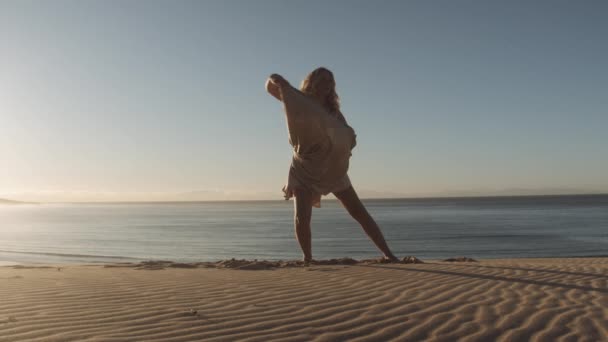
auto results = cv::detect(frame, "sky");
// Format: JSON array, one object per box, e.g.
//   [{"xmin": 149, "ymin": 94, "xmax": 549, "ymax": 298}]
[{"xmin": 1, "ymin": 0, "xmax": 607, "ymax": 202}]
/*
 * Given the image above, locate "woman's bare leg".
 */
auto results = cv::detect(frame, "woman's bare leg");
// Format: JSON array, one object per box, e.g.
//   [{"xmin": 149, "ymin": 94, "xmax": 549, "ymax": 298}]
[
  {"xmin": 294, "ymin": 188, "xmax": 313, "ymax": 262},
  {"xmin": 334, "ymin": 186, "xmax": 398, "ymax": 261}
]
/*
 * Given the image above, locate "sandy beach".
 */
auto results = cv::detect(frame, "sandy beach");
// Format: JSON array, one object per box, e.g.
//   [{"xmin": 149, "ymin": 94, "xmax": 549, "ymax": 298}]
[{"xmin": 1, "ymin": 257, "xmax": 606, "ymax": 342}]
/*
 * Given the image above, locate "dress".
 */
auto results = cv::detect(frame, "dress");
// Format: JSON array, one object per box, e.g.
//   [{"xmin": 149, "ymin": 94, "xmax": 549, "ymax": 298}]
[{"xmin": 280, "ymin": 85, "xmax": 357, "ymax": 208}]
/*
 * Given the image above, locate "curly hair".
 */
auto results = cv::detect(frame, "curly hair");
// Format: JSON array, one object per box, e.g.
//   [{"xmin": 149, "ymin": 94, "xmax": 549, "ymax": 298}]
[{"xmin": 300, "ymin": 67, "xmax": 341, "ymax": 115}]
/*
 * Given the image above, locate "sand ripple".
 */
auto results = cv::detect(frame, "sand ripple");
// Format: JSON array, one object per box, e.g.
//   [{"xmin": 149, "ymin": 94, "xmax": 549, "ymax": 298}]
[{"xmin": 1, "ymin": 257, "xmax": 606, "ymax": 341}]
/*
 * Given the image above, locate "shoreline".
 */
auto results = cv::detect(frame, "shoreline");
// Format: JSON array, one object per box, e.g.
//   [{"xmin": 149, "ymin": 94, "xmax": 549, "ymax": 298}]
[{"xmin": 2, "ymin": 255, "xmax": 608, "ymax": 268}]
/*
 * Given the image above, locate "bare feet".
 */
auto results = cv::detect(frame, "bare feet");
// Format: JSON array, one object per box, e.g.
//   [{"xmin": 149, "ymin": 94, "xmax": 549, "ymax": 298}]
[{"xmin": 382, "ymin": 254, "xmax": 400, "ymax": 263}]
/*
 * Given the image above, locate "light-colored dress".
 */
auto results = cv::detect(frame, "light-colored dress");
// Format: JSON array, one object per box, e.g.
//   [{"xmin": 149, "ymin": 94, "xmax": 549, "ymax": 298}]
[{"xmin": 280, "ymin": 85, "xmax": 357, "ymax": 208}]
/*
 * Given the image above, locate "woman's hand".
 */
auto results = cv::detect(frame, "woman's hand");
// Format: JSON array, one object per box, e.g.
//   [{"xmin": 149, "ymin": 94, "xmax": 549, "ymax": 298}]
[
  {"xmin": 269, "ymin": 74, "xmax": 289, "ymax": 88},
  {"xmin": 266, "ymin": 75, "xmax": 284, "ymax": 101}
]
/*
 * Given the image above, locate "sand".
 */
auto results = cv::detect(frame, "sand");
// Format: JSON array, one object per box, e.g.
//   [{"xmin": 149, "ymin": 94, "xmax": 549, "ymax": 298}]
[{"xmin": 1, "ymin": 257, "xmax": 606, "ymax": 342}]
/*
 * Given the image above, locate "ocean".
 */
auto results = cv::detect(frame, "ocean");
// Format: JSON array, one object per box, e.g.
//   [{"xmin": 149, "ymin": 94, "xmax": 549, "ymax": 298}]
[{"xmin": 0, "ymin": 195, "xmax": 607, "ymax": 265}]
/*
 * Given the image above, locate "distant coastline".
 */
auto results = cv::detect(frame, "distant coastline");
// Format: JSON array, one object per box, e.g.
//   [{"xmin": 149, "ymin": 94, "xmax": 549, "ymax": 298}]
[
  {"xmin": 5, "ymin": 188, "xmax": 606, "ymax": 204},
  {"xmin": 0, "ymin": 198, "xmax": 38, "ymax": 205},
  {"xmin": 57, "ymin": 192, "xmax": 608, "ymax": 205}
]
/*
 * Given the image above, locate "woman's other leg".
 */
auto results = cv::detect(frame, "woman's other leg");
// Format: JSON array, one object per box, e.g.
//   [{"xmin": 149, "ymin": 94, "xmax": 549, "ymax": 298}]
[
  {"xmin": 333, "ymin": 186, "xmax": 398, "ymax": 261},
  {"xmin": 294, "ymin": 188, "xmax": 313, "ymax": 262}
]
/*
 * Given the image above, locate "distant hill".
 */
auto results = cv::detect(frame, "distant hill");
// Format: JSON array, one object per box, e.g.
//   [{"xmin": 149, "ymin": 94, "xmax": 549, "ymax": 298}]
[{"xmin": 0, "ymin": 198, "xmax": 36, "ymax": 205}]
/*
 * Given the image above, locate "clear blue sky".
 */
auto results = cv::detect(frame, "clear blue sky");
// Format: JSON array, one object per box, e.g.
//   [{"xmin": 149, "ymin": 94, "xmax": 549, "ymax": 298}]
[{"xmin": 1, "ymin": 0, "xmax": 606, "ymax": 201}]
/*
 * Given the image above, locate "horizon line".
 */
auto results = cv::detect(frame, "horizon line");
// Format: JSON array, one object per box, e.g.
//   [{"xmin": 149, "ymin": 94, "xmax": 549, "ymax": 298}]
[{"xmin": 15, "ymin": 192, "xmax": 608, "ymax": 205}]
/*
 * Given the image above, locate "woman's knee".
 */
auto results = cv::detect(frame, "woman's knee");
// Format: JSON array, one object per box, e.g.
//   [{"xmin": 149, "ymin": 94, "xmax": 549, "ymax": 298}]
[
  {"xmin": 294, "ymin": 214, "xmax": 310, "ymax": 228},
  {"xmin": 294, "ymin": 206, "xmax": 311, "ymax": 227},
  {"xmin": 294, "ymin": 188, "xmax": 312, "ymax": 226}
]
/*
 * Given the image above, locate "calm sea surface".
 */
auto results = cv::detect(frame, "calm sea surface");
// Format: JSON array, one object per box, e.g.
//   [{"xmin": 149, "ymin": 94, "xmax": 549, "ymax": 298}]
[{"xmin": 1, "ymin": 195, "xmax": 607, "ymax": 264}]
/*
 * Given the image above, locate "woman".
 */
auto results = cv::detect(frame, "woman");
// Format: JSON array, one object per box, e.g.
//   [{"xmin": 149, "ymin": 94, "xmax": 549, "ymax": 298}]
[{"xmin": 266, "ymin": 67, "xmax": 398, "ymax": 264}]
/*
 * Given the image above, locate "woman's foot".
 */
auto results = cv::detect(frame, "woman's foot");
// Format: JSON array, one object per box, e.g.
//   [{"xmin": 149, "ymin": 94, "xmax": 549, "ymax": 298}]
[{"xmin": 381, "ymin": 254, "xmax": 400, "ymax": 263}]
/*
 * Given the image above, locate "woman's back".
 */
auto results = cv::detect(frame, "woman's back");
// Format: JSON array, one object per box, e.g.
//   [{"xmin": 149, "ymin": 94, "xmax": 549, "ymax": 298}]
[{"xmin": 281, "ymin": 85, "xmax": 356, "ymax": 195}]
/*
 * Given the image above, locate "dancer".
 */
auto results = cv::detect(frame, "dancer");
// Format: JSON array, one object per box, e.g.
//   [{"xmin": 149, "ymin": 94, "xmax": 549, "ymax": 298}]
[{"xmin": 266, "ymin": 67, "xmax": 398, "ymax": 263}]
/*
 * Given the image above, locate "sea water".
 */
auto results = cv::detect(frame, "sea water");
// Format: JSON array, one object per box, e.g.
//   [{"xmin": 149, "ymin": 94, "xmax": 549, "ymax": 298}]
[{"xmin": 0, "ymin": 195, "xmax": 606, "ymax": 264}]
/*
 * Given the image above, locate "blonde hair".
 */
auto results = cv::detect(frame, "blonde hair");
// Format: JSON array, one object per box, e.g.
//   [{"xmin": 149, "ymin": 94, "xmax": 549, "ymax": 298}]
[{"xmin": 300, "ymin": 67, "xmax": 341, "ymax": 115}]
